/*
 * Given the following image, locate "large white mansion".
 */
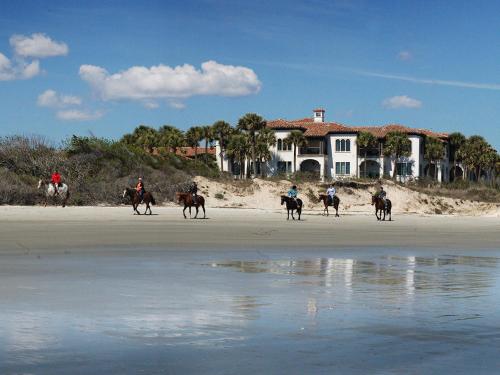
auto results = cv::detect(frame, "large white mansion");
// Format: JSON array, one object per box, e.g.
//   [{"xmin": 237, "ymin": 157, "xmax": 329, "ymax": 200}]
[{"xmin": 216, "ymin": 109, "xmax": 455, "ymax": 182}]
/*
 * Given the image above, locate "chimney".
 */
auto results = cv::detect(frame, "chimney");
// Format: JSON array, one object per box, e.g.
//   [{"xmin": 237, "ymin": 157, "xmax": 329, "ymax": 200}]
[{"xmin": 313, "ymin": 108, "xmax": 325, "ymax": 123}]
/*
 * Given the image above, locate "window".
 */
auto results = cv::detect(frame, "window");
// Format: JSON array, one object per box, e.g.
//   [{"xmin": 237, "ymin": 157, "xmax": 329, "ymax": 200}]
[
  {"xmin": 335, "ymin": 138, "xmax": 351, "ymax": 152},
  {"xmin": 277, "ymin": 139, "xmax": 282, "ymax": 151},
  {"xmin": 315, "ymin": 112, "xmax": 322, "ymax": 117},
  {"xmin": 396, "ymin": 162, "xmax": 412, "ymax": 176},
  {"xmin": 277, "ymin": 161, "xmax": 292, "ymax": 173},
  {"xmin": 335, "ymin": 162, "xmax": 351, "ymax": 175}
]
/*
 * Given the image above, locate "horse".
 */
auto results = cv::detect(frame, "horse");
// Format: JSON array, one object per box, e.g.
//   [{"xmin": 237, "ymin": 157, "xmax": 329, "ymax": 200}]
[
  {"xmin": 176, "ymin": 192, "xmax": 206, "ymax": 219},
  {"xmin": 318, "ymin": 194, "xmax": 340, "ymax": 217},
  {"xmin": 371, "ymin": 195, "xmax": 392, "ymax": 221},
  {"xmin": 37, "ymin": 179, "xmax": 70, "ymax": 207},
  {"xmin": 281, "ymin": 195, "xmax": 303, "ymax": 220},
  {"xmin": 123, "ymin": 187, "xmax": 156, "ymax": 215}
]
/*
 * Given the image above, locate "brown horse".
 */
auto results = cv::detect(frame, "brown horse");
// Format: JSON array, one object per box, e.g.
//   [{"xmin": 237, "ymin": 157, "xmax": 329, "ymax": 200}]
[
  {"xmin": 176, "ymin": 192, "xmax": 206, "ymax": 219},
  {"xmin": 318, "ymin": 194, "xmax": 340, "ymax": 217},
  {"xmin": 123, "ymin": 187, "xmax": 156, "ymax": 215},
  {"xmin": 281, "ymin": 195, "xmax": 302, "ymax": 220},
  {"xmin": 371, "ymin": 195, "xmax": 392, "ymax": 221}
]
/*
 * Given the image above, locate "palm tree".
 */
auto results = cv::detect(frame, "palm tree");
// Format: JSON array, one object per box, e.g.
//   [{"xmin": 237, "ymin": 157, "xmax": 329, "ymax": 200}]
[
  {"xmin": 255, "ymin": 127, "xmax": 276, "ymax": 177},
  {"xmin": 158, "ymin": 125, "xmax": 184, "ymax": 153},
  {"xmin": 459, "ymin": 135, "xmax": 491, "ymax": 181},
  {"xmin": 423, "ymin": 137, "xmax": 445, "ymax": 180},
  {"xmin": 185, "ymin": 126, "xmax": 203, "ymax": 164},
  {"xmin": 480, "ymin": 147, "xmax": 499, "ymax": 185},
  {"xmin": 284, "ymin": 130, "xmax": 308, "ymax": 173},
  {"xmin": 448, "ymin": 132, "xmax": 466, "ymax": 180},
  {"xmin": 212, "ymin": 120, "xmax": 233, "ymax": 172},
  {"xmin": 226, "ymin": 133, "xmax": 250, "ymax": 179},
  {"xmin": 383, "ymin": 131, "xmax": 412, "ymax": 180},
  {"xmin": 237, "ymin": 113, "xmax": 267, "ymax": 177},
  {"xmin": 122, "ymin": 125, "xmax": 159, "ymax": 152},
  {"xmin": 357, "ymin": 131, "xmax": 378, "ymax": 178},
  {"xmin": 200, "ymin": 125, "xmax": 215, "ymax": 163}
]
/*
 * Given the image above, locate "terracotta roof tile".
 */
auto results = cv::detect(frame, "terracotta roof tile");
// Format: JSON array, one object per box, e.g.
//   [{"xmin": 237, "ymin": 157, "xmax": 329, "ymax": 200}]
[{"xmin": 267, "ymin": 118, "xmax": 448, "ymax": 139}]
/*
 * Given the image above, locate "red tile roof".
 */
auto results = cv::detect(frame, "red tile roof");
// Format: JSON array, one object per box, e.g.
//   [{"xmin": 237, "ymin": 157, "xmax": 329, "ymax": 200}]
[
  {"xmin": 267, "ymin": 118, "xmax": 448, "ymax": 139},
  {"xmin": 175, "ymin": 147, "xmax": 216, "ymax": 157}
]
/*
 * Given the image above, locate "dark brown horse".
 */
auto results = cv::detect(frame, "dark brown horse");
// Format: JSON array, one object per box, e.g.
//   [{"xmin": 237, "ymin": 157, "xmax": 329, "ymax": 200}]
[
  {"xmin": 371, "ymin": 195, "xmax": 392, "ymax": 221},
  {"xmin": 123, "ymin": 187, "xmax": 156, "ymax": 215},
  {"xmin": 281, "ymin": 195, "xmax": 302, "ymax": 220},
  {"xmin": 318, "ymin": 194, "xmax": 340, "ymax": 217},
  {"xmin": 176, "ymin": 192, "xmax": 206, "ymax": 219}
]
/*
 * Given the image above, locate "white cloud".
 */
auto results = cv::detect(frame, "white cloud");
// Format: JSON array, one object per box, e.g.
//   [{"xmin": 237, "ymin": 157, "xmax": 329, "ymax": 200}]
[
  {"xmin": 143, "ymin": 101, "xmax": 159, "ymax": 109},
  {"xmin": 56, "ymin": 109, "xmax": 103, "ymax": 121},
  {"xmin": 382, "ymin": 95, "xmax": 422, "ymax": 109},
  {"xmin": 37, "ymin": 89, "xmax": 82, "ymax": 108},
  {"xmin": 79, "ymin": 60, "xmax": 262, "ymax": 104},
  {"xmin": 167, "ymin": 100, "xmax": 186, "ymax": 109},
  {"xmin": 10, "ymin": 33, "xmax": 68, "ymax": 58},
  {"xmin": 397, "ymin": 51, "xmax": 412, "ymax": 61},
  {"xmin": 0, "ymin": 53, "xmax": 40, "ymax": 81}
]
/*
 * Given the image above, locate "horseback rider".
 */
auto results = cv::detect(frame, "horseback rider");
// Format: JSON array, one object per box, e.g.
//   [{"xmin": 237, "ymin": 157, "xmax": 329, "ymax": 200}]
[
  {"xmin": 136, "ymin": 177, "xmax": 145, "ymax": 202},
  {"xmin": 326, "ymin": 183, "xmax": 336, "ymax": 205},
  {"xmin": 51, "ymin": 170, "xmax": 62, "ymax": 195},
  {"xmin": 288, "ymin": 185, "xmax": 298, "ymax": 204},
  {"xmin": 189, "ymin": 181, "xmax": 198, "ymax": 205},
  {"xmin": 377, "ymin": 185, "xmax": 387, "ymax": 209}
]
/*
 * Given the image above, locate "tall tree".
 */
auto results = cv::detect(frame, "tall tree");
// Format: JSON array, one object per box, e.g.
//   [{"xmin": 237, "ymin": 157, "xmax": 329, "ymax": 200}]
[
  {"xmin": 284, "ymin": 130, "xmax": 308, "ymax": 174},
  {"xmin": 459, "ymin": 135, "xmax": 491, "ymax": 181},
  {"xmin": 212, "ymin": 120, "xmax": 233, "ymax": 172},
  {"xmin": 383, "ymin": 131, "xmax": 412, "ymax": 180},
  {"xmin": 201, "ymin": 125, "xmax": 215, "ymax": 163},
  {"xmin": 158, "ymin": 125, "xmax": 184, "ymax": 153},
  {"xmin": 226, "ymin": 133, "xmax": 250, "ymax": 179},
  {"xmin": 479, "ymin": 146, "xmax": 499, "ymax": 184},
  {"xmin": 255, "ymin": 127, "xmax": 277, "ymax": 177},
  {"xmin": 237, "ymin": 113, "xmax": 267, "ymax": 177},
  {"xmin": 185, "ymin": 126, "xmax": 203, "ymax": 164},
  {"xmin": 357, "ymin": 131, "xmax": 378, "ymax": 178},
  {"xmin": 423, "ymin": 137, "xmax": 445, "ymax": 180},
  {"xmin": 448, "ymin": 132, "xmax": 466, "ymax": 180}
]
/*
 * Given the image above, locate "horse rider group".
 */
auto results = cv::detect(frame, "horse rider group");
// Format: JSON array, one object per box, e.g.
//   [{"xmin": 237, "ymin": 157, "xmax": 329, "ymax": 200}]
[{"xmin": 287, "ymin": 182, "xmax": 388, "ymax": 208}]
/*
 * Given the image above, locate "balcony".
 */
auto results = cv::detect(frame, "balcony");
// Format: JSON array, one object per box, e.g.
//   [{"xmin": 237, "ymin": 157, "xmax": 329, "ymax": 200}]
[
  {"xmin": 299, "ymin": 146, "xmax": 324, "ymax": 155},
  {"xmin": 359, "ymin": 147, "xmax": 381, "ymax": 158}
]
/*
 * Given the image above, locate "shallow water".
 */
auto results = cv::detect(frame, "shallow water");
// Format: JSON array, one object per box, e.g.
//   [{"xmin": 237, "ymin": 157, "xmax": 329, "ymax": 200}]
[{"xmin": 1, "ymin": 248, "xmax": 500, "ymax": 374}]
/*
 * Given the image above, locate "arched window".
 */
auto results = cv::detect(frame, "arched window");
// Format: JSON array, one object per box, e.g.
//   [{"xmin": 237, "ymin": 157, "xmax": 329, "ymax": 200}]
[
  {"xmin": 341, "ymin": 139, "xmax": 346, "ymax": 151},
  {"xmin": 277, "ymin": 139, "xmax": 282, "ymax": 151},
  {"xmin": 346, "ymin": 139, "xmax": 351, "ymax": 152},
  {"xmin": 335, "ymin": 139, "xmax": 340, "ymax": 151}
]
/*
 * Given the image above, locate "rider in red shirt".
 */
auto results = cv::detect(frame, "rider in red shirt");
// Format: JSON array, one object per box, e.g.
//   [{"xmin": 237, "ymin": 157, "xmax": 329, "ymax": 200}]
[
  {"xmin": 51, "ymin": 171, "xmax": 62, "ymax": 194},
  {"xmin": 136, "ymin": 177, "xmax": 145, "ymax": 202}
]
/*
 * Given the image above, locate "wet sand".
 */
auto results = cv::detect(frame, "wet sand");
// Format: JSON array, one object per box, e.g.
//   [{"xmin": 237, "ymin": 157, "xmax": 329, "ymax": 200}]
[{"xmin": 0, "ymin": 206, "xmax": 498, "ymax": 253}]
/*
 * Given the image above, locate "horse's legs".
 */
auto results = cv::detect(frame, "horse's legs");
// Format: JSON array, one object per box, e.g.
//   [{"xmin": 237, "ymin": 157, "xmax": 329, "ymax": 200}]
[
  {"xmin": 298, "ymin": 208, "xmax": 301, "ymax": 221},
  {"xmin": 144, "ymin": 203, "xmax": 150, "ymax": 215},
  {"xmin": 194, "ymin": 205, "xmax": 199, "ymax": 219},
  {"xmin": 382, "ymin": 208, "xmax": 386, "ymax": 221},
  {"xmin": 291, "ymin": 209, "xmax": 295, "ymax": 220},
  {"xmin": 202, "ymin": 204, "xmax": 206, "ymax": 218},
  {"xmin": 189, "ymin": 206, "xmax": 192, "ymax": 218},
  {"xmin": 287, "ymin": 209, "xmax": 290, "ymax": 220},
  {"xmin": 183, "ymin": 205, "xmax": 187, "ymax": 219}
]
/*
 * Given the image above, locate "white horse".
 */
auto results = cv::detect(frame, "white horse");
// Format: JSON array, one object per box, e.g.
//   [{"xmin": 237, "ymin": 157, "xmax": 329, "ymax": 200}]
[{"xmin": 37, "ymin": 179, "xmax": 70, "ymax": 207}]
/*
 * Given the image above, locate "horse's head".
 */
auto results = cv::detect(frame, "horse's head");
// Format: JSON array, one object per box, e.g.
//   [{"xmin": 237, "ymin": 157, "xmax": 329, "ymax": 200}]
[
  {"xmin": 280, "ymin": 195, "xmax": 286, "ymax": 205},
  {"xmin": 37, "ymin": 179, "xmax": 43, "ymax": 189},
  {"xmin": 175, "ymin": 192, "xmax": 183, "ymax": 203},
  {"xmin": 123, "ymin": 189, "xmax": 128, "ymax": 198},
  {"xmin": 371, "ymin": 194, "xmax": 376, "ymax": 205}
]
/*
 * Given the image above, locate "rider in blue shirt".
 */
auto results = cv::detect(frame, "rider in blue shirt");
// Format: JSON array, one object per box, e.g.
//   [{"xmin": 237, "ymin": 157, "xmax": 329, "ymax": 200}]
[{"xmin": 288, "ymin": 185, "xmax": 298, "ymax": 202}]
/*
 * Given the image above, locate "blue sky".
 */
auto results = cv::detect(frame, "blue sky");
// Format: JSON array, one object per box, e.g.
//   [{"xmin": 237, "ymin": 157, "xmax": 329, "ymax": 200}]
[{"xmin": 0, "ymin": 0, "xmax": 499, "ymax": 149}]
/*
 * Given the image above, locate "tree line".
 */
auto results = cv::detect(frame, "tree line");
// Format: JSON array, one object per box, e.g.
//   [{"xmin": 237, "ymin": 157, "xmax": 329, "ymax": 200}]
[{"xmin": 120, "ymin": 114, "xmax": 499, "ymax": 182}]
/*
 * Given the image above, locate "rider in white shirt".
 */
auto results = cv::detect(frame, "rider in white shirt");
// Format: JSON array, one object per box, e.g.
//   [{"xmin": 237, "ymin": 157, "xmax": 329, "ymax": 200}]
[{"xmin": 326, "ymin": 183, "xmax": 336, "ymax": 204}]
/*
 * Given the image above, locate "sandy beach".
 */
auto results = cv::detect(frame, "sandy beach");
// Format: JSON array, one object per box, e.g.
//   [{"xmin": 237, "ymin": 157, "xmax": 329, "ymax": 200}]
[{"xmin": 0, "ymin": 205, "xmax": 498, "ymax": 252}]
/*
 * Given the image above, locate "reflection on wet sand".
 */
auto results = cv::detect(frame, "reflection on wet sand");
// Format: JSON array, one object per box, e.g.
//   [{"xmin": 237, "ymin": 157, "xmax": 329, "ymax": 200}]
[
  {"xmin": 209, "ymin": 254, "xmax": 498, "ymax": 297},
  {"xmin": 1, "ymin": 252, "xmax": 500, "ymax": 374}
]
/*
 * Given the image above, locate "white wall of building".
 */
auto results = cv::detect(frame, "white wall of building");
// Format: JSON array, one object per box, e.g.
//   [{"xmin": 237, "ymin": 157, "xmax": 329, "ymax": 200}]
[{"xmin": 326, "ymin": 134, "xmax": 358, "ymax": 179}]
